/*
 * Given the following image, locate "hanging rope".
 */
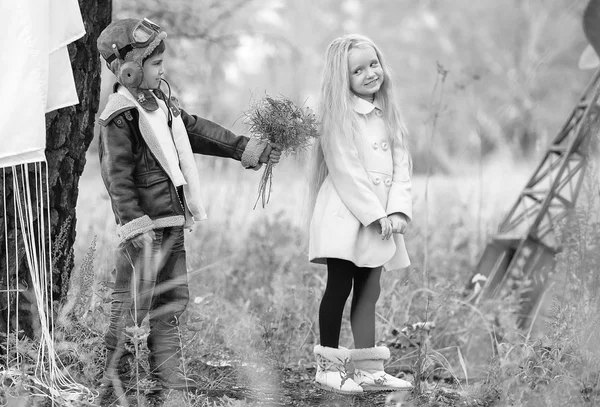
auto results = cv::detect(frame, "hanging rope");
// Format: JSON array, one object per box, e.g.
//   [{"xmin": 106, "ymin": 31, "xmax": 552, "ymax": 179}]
[{"xmin": 1, "ymin": 162, "xmax": 94, "ymax": 404}]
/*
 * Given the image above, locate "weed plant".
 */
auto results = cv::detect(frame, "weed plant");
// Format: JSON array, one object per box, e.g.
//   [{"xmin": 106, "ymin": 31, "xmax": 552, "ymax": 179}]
[
  {"xmin": 491, "ymin": 199, "xmax": 600, "ymax": 407},
  {"xmin": 4, "ymin": 154, "xmax": 600, "ymax": 406}
]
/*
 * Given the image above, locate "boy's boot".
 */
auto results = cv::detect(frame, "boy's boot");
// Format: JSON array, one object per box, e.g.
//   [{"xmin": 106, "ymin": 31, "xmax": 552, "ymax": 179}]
[
  {"xmin": 350, "ymin": 346, "xmax": 413, "ymax": 391},
  {"xmin": 148, "ymin": 318, "xmax": 198, "ymax": 392},
  {"xmin": 96, "ymin": 347, "xmax": 133, "ymax": 402},
  {"xmin": 97, "ymin": 348, "xmax": 161, "ymax": 395},
  {"xmin": 96, "ymin": 348, "xmax": 124, "ymax": 401},
  {"xmin": 116, "ymin": 351, "xmax": 162, "ymax": 390},
  {"xmin": 313, "ymin": 345, "xmax": 363, "ymax": 394}
]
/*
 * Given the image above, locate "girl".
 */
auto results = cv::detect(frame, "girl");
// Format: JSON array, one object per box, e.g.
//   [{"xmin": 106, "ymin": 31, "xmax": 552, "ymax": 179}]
[{"xmin": 308, "ymin": 34, "xmax": 413, "ymax": 393}]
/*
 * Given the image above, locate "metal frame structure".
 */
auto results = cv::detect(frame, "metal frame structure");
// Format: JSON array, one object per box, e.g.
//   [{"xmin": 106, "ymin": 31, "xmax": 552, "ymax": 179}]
[{"xmin": 468, "ymin": 68, "xmax": 600, "ymax": 330}]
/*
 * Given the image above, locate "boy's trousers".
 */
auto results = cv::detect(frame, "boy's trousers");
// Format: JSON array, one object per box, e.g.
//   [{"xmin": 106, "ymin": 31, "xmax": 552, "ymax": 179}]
[{"xmin": 104, "ymin": 226, "xmax": 189, "ymax": 375}]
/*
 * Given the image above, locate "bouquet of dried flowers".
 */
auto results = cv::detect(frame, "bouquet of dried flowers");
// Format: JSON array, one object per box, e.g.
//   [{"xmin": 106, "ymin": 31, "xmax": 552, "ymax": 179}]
[{"xmin": 244, "ymin": 95, "xmax": 320, "ymax": 208}]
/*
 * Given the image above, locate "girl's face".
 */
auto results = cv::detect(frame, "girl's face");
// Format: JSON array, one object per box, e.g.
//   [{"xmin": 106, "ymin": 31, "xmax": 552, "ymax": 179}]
[
  {"xmin": 141, "ymin": 53, "xmax": 164, "ymax": 89},
  {"xmin": 348, "ymin": 46, "xmax": 384, "ymax": 101}
]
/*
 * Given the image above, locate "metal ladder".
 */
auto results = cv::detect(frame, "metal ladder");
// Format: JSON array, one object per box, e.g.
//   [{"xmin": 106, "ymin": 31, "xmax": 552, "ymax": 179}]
[{"xmin": 467, "ymin": 68, "xmax": 600, "ymax": 332}]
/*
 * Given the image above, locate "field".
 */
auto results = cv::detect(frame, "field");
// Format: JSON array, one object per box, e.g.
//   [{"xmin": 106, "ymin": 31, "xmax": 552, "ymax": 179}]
[
  {"xmin": 9, "ymin": 147, "xmax": 579, "ymax": 407},
  {"xmin": 2, "ymin": 140, "xmax": 600, "ymax": 407},
  {"xmin": 3, "ymin": 0, "xmax": 599, "ymax": 404}
]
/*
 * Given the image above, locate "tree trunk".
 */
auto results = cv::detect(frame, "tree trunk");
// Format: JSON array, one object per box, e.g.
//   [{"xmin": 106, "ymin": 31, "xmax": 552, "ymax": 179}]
[{"xmin": 0, "ymin": 0, "xmax": 112, "ymax": 339}]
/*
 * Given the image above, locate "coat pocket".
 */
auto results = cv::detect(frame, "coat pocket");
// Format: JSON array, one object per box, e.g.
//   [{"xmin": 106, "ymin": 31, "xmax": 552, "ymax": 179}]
[
  {"xmin": 134, "ymin": 171, "xmax": 176, "ymax": 217},
  {"xmin": 327, "ymin": 182, "xmax": 350, "ymax": 219},
  {"xmin": 135, "ymin": 170, "xmax": 169, "ymax": 187},
  {"xmin": 317, "ymin": 177, "xmax": 352, "ymax": 220},
  {"xmin": 337, "ymin": 199, "xmax": 351, "ymax": 219}
]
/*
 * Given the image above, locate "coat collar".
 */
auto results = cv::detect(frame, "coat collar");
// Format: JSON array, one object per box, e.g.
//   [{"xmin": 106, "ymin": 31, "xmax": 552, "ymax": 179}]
[
  {"xmin": 352, "ymin": 94, "xmax": 382, "ymax": 115},
  {"xmin": 112, "ymin": 83, "xmax": 160, "ymax": 112}
]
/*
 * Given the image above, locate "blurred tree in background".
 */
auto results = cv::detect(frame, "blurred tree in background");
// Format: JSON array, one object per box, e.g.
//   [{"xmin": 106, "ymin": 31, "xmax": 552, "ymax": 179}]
[{"xmin": 104, "ymin": 0, "xmax": 590, "ymax": 172}]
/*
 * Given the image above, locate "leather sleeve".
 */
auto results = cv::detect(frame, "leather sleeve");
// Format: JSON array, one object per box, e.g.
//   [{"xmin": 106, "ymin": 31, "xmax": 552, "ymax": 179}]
[
  {"xmin": 181, "ymin": 109, "xmax": 250, "ymax": 160},
  {"xmin": 98, "ymin": 113, "xmax": 153, "ymax": 240}
]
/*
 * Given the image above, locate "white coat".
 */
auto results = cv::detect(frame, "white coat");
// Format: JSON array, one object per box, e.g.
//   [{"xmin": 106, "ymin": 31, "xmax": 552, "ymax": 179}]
[{"xmin": 309, "ymin": 96, "xmax": 412, "ymax": 270}]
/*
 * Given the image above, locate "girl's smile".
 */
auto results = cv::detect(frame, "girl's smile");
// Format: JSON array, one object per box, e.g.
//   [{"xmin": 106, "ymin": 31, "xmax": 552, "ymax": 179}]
[{"xmin": 348, "ymin": 46, "xmax": 384, "ymax": 101}]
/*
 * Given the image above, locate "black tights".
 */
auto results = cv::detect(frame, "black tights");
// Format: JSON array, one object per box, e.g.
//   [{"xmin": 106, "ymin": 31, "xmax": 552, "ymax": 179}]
[{"xmin": 318, "ymin": 258, "xmax": 382, "ymax": 349}]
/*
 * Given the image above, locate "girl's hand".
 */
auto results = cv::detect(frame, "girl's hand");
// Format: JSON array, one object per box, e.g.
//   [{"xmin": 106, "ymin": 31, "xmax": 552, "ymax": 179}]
[
  {"xmin": 130, "ymin": 230, "xmax": 156, "ymax": 249},
  {"xmin": 388, "ymin": 213, "xmax": 409, "ymax": 234},
  {"xmin": 378, "ymin": 217, "xmax": 393, "ymax": 240}
]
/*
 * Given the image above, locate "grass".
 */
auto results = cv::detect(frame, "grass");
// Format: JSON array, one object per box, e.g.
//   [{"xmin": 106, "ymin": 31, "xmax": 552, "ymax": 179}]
[{"xmin": 5, "ymin": 147, "xmax": 600, "ymax": 406}]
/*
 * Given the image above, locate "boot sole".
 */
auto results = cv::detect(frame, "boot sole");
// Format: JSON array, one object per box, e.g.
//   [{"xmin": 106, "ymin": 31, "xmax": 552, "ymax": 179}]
[
  {"xmin": 361, "ymin": 385, "xmax": 412, "ymax": 392},
  {"xmin": 317, "ymin": 382, "xmax": 363, "ymax": 394}
]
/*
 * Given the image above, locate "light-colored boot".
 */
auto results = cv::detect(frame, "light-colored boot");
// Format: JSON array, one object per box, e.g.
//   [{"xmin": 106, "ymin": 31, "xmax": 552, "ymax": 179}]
[
  {"xmin": 314, "ymin": 345, "xmax": 363, "ymax": 394},
  {"xmin": 351, "ymin": 346, "xmax": 412, "ymax": 391}
]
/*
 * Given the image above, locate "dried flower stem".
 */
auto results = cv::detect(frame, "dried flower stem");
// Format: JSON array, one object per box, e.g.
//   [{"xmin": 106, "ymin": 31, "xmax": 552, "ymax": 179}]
[
  {"xmin": 254, "ymin": 161, "xmax": 274, "ymax": 209},
  {"xmin": 244, "ymin": 94, "xmax": 320, "ymax": 208}
]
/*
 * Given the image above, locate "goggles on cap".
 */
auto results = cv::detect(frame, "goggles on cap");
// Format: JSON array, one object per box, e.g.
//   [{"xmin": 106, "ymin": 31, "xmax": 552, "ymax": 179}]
[
  {"xmin": 106, "ymin": 18, "xmax": 161, "ymax": 64},
  {"xmin": 132, "ymin": 18, "xmax": 161, "ymax": 45}
]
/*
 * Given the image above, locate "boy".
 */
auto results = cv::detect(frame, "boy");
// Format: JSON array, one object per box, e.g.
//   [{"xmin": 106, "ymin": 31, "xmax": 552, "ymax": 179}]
[{"xmin": 95, "ymin": 18, "xmax": 280, "ymax": 394}]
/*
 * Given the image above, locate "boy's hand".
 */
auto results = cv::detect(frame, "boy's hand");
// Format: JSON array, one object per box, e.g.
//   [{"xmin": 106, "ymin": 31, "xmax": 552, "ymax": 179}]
[
  {"xmin": 259, "ymin": 143, "xmax": 282, "ymax": 164},
  {"xmin": 130, "ymin": 230, "xmax": 156, "ymax": 249},
  {"xmin": 388, "ymin": 213, "xmax": 409, "ymax": 234},
  {"xmin": 378, "ymin": 217, "xmax": 393, "ymax": 240}
]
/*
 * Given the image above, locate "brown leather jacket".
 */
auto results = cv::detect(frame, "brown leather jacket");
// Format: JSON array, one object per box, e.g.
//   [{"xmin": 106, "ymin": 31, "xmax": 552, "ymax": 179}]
[{"xmin": 98, "ymin": 87, "xmax": 264, "ymax": 242}]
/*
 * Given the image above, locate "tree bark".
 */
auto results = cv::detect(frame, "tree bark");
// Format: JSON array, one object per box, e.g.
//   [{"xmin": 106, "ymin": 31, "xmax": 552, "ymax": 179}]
[
  {"xmin": 0, "ymin": 0, "xmax": 112, "ymax": 339},
  {"xmin": 46, "ymin": 0, "xmax": 112, "ymax": 300}
]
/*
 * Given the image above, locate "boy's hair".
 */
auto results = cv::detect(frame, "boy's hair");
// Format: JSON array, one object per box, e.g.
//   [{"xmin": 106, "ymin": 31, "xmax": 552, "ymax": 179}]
[
  {"xmin": 143, "ymin": 40, "xmax": 166, "ymax": 64},
  {"xmin": 306, "ymin": 34, "xmax": 410, "ymax": 223}
]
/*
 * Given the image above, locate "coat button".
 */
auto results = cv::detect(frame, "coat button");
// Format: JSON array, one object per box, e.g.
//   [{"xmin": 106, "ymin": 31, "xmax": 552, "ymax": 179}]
[
  {"xmin": 384, "ymin": 178, "xmax": 392, "ymax": 187},
  {"xmin": 375, "ymin": 109, "xmax": 383, "ymax": 117},
  {"xmin": 381, "ymin": 142, "xmax": 389, "ymax": 151},
  {"xmin": 372, "ymin": 142, "xmax": 378, "ymax": 150},
  {"xmin": 373, "ymin": 177, "xmax": 381, "ymax": 185}
]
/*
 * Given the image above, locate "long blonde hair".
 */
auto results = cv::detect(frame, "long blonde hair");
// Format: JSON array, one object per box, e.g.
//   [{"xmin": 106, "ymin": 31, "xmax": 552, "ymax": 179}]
[{"xmin": 306, "ymin": 34, "xmax": 410, "ymax": 223}]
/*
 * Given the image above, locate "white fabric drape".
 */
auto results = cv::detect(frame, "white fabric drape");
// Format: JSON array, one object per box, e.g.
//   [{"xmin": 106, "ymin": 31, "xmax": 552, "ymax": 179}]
[
  {"xmin": 0, "ymin": 0, "xmax": 94, "ymax": 402},
  {"xmin": 0, "ymin": 0, "xmax": 85, "ymax": 167}
]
